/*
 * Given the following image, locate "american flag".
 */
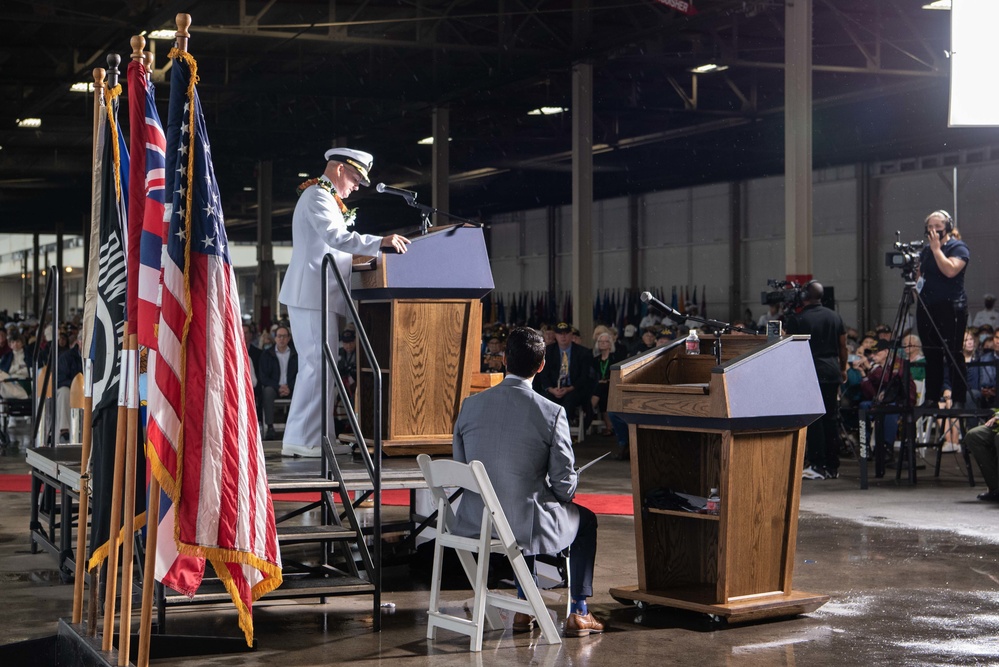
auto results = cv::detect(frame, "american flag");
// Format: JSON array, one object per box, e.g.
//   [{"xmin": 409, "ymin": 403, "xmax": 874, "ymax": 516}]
[
  {"xmin": 146, "ymin": 47, "xmax": 282, "ymax": 647},
  {"xmin": 126, "ymin": 58, "xmax": 167, "ymax": 350}
]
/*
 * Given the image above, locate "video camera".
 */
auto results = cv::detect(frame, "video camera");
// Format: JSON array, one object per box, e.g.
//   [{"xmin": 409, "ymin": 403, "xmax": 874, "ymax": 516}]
[
  {"xmin": 884, "ymin": 232, "xmax": 924, "ymax": 281},
  {"xmin": 761, "ymin": 279, "xmax": 806, "ymax": 310}
]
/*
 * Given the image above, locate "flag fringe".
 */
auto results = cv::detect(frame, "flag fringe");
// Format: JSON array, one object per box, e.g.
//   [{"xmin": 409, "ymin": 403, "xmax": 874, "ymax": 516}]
[
  {"xmin": 155, "ymin": 48, "xmax": 282, "ymax": 648},
  {"xmin": 87, "ymin": 510, "xmax": 148, "ymax": 571}
]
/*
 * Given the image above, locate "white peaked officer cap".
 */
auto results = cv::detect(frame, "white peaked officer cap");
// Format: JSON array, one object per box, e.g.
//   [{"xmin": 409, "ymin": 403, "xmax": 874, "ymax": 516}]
[{"xmin": 324, "ymin": 148, "xmax": 373, "ymax": 187}]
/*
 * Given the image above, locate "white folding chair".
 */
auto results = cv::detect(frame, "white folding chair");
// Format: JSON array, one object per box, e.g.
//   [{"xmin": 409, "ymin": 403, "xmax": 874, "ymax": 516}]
[
  {"xmin": 570, "ymin": 406, "xmax": 586, "ymax": 444},
  {"xmin": 416, "ymin": 454, "xmax": 562, "ymax": 652}
]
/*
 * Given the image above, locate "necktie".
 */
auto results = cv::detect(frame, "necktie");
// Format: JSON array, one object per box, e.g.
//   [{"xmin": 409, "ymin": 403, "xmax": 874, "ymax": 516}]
[{"xmin": 559, "ymin": 350, "xmax": 569, "ymax": 387}]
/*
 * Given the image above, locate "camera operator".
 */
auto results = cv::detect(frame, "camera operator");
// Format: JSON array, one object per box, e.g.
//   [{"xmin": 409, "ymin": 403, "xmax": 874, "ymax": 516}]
[
  {"xmin": 916, "ymin": 210, "xmax": 970, "ymax": 408},
  {"xmin": 785, "ymin": 280, "xmax": 848, "ymax": 479}
]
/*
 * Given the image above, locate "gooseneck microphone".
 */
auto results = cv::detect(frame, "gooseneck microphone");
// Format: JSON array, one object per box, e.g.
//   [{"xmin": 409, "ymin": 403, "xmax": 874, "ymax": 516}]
[
  {"xmin": 375, "ymin": 182, "xmax": 417, "ymax": 200},
  {"xmin": 640, "ymin": 291, "xmax": 686, "ymax": 323}
]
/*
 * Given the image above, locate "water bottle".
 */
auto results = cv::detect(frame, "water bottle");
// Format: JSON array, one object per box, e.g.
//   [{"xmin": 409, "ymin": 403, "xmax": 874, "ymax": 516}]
[
  {"xmin": 685, "ymin": 329, "xmax": 700, "ymax": 355},
  {"xmin": 706, "ymin": 488, "xmax": 720, "ymax": 515}
]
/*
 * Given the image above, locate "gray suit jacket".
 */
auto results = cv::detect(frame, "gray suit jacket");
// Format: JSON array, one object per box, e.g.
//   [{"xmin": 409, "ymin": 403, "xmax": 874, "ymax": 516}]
[
  {"xmin": 278, "ymin": 183, "xmax": 383, "ymax": 315},
  {"xmin": 452, "ymin": 375, "xmax": 580, "ymax": 555}
]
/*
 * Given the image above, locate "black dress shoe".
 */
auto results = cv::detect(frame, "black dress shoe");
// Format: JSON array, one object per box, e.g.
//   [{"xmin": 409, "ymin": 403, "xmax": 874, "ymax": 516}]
[{"xmin": 977, "ymin": 489, "xmax": 999, "ymax": 502}]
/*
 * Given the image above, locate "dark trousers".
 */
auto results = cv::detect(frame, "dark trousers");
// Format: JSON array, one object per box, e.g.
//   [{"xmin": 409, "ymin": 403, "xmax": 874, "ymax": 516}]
[
  {"xmin": 524, "ymin": 504, "xmax": 598, "ymax": 600},
  {"xmin": 965, "ymin": 424, "xmax": 999, "ymax": 491},
  {"xmin": 261, "ymin": 385, "xmax": 289, "ymax": 427},
  {"xmin": 917, "ymin": 299, "xmax": 968, "ymax": 404},
  {"xmin": 553, "ymin": 388, "xmax": 590, "ymax": 423},
  {"xmin": 806, "ymin": 382, "xmax": 841, "ymax": 471}
]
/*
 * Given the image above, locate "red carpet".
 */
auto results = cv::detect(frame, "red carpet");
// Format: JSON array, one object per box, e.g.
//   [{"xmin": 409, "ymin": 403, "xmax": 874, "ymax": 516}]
[
  {"xmin": 271, "ymin": 489, "xmax": 633, "ymax": 516},
  {"xmin": 0, "ymin": 474, "xmax": 34, "ymax": 493},
  {"xmin": 3, "ymin": 474, "xmax": 635, "ymax": 516}
]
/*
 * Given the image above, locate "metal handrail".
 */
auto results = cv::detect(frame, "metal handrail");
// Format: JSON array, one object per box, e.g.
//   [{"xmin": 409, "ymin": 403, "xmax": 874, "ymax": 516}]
[{"xmin": 320, "ymin": 254, "xmax": 382, "ymax": 631}]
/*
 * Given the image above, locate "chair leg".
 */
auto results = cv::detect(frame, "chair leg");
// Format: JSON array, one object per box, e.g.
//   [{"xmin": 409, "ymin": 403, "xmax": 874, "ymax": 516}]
[
  {"xmin": 509, "ymin": 551, "xmax": 561, "ymax": 645},
  {"xmin": 427, "ymin": 540, "xmax": 445, "ymax": 640},
  {"xmin": 469, "ymin": 541, "xmax": 492, "ymax": 652},
  {"xmin": 563, "ymin": 551, "xmax": 572, "ymax": 621}
]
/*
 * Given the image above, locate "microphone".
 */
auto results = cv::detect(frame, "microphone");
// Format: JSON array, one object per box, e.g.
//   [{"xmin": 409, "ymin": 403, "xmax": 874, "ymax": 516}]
[
  {"xmin": 375, "ymin": 182, "xmax": 417, "ymax": 201},
  {"xmin": 640, "ymin": 291, "xmax": 685, "ymax": 324}
]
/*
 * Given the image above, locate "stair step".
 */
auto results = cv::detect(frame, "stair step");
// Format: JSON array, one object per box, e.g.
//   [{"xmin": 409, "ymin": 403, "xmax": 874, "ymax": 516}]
[
  {"xmin": 268, "ymin": 474, "xmax": 341, "ymax": 494},
  {"xmin": 277, "ymin": 524, "xmax": 357, "ymax": 543},
  {"xmin": 163, "ymin": 571, "xmax": 374, "ymax": 605}
]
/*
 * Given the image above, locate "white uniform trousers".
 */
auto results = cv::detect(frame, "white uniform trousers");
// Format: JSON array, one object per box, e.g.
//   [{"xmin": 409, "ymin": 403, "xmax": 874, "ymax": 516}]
[{"xmin": 283, "ymin": 305, "xmax": 339, "ymax": 453}]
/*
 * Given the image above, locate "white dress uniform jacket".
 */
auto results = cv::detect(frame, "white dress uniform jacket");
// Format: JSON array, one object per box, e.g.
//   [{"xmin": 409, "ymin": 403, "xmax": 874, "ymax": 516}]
[
  {"xmin": 279, "ymin": 182, "xmax": 383, "ymax": 315},
  {"xmin": 452, "ymin": 375, "xmax": 580, "ymax": 556}
]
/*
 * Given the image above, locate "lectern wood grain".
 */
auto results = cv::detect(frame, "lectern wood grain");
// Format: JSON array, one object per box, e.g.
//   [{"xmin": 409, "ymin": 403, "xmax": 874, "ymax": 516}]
[{"xmin": 609, "ymin": 335, "xmax": 828, "ymax": 622}]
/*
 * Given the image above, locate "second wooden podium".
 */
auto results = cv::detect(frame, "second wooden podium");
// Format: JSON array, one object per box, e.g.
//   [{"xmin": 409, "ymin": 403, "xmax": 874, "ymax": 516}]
[
  {"xmin": 607, "ymin": 334, "xmax": 829, "ymax": 623},
  {"xmin": 350, "ymin": 224, "xmax": 493, "ymax": 456}
]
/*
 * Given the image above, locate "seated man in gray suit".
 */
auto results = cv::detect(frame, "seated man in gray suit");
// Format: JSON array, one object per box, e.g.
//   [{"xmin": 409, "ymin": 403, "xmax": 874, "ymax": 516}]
[{"xmin": 452, "ymin": 326, "xmax": 604, "ymax": 637}]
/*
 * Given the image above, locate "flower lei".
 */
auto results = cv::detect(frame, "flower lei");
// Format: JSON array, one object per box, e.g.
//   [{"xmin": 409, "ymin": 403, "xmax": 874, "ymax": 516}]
[{"xmin": 296, "ymin": 176, "xmax": 358, "ymax": 226}]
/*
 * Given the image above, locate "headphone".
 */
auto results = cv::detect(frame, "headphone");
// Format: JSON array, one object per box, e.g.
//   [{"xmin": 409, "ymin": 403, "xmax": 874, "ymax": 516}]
[{"xmin": 925, "ymin": 210, "xmax": 954, "ymax": 236}]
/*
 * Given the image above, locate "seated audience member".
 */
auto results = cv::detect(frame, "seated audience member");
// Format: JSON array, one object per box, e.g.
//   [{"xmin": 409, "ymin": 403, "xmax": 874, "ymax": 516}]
[
  {"xmin": 56, "ymin": 334, "xmax": 83, "ymax": 443},
  {"xmin": 964, "ymin": 415, "xmax": 999, "ymax": 502},
  {"xmin": 452, "ymin": 326, "xmax": 605, "ymax": 636},
  {"xmin": 533, "ymin": 322, "xmax": 596, "ymax": 428},
  {"xmin": 655, "ymin": 327, "xmax": 676, "ymax": 347},
  {"xmin": 334, "ymin": 328, "xmax": 358, "ymax": 433},
  {"xmin": 635, "ymin": 327, "xmax": 656, "ymax": 354},
  {"xmin": 259, "ymin": 325, "xmax": 297, "ymax": 441},
  {"xmin": 540, "ymin": 325, "xmax": 556, "ymax": 347},
  {"xmin": 621, "ymin": 324, "xmax": 639, "ymax": 355},
  {"xmin": 972, "ymin": 293, "xmax": 999, "ymax": 329},
  {"xmin": 859, "ymin": 339, "xmax": 916, "ymax": 451},
  {"xmin": 901, "ymin": 333, "xmax": 926, "ymax": 406},
  {"xmin": 481, "ymin": 334, "xmax": 506, "ymax": 374},
  {"xmin": 0, "ymin": 331, "xmax": 31, "ymax": 400},
  {"xmin": 590, "ymin": 332, "xmax": 624, "ymax": 436}
]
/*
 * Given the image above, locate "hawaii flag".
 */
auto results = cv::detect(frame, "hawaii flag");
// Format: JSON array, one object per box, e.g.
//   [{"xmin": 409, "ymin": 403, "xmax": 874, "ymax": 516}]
[
  {"xmin": 145, "ymin": 46, "xmax": 281, "ymax": 647},
  {"xmin": 126, "ymin": 56, "xmax": 167, "ymax": 349}
]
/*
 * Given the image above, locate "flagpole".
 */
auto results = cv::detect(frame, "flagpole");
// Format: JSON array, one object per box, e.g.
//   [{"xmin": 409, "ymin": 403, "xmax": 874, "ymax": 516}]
[
  {"xmin": 85, "ymin": 67, "xmax": 107, "ymax": 638},
  {"xmin": 72, "ymin": 66, "xmax": 105, "ymax": 629},
  {"xmin": 102, "ymin": 324, "xmax": 129, "ymax": 652},
  {"xmin": 117, "ymin": 333, "xmax": 140, "ymax": 666},
  {"xmin": 99, "ymin": 51, "xmax": 128, "ymax": 653}
]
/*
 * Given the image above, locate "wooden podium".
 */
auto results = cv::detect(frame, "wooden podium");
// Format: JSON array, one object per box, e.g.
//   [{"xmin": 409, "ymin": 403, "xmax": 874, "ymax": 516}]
[
  {"xmin": 607, "ymin": 334, "xmax": 830, "ymax": 623},
  {"xmin": 350, "ymin": 224, "xmax": 493, "ymax": 456}
]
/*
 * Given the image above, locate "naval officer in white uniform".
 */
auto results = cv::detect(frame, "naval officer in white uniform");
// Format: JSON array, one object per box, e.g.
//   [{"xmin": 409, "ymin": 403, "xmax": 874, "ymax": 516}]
[{"xmin": 279, "ymin": 148, "xmax": 409, "ymax": 457}]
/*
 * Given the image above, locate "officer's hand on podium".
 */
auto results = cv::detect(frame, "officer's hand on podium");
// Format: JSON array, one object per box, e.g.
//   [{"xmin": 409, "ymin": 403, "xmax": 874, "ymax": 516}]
[{"xmin": 381, "ymin": 234, "xmax": 411, "ymax": 254}]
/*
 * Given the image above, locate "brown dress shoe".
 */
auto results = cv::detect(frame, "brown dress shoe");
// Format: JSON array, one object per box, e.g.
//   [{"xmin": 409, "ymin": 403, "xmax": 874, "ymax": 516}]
[
  {"xmin": 512, "ymin": 612, "xmax": 535, "ymax": 632},
  {"xmin": 564, "ymin": 612, "xmax": 605, "ymax": 637}
]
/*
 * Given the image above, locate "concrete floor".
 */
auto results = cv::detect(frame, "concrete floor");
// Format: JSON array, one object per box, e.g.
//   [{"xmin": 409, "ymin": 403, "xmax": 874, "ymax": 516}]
[{"xmin": 1, "ymin": 431, "xmax": 997, "ymax": 667}]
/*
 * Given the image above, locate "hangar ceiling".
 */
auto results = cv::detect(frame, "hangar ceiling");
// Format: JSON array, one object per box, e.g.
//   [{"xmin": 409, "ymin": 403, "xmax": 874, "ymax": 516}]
[{"xmin": 0, "ymin": 1, "xmax": 984, "ymax": 242}]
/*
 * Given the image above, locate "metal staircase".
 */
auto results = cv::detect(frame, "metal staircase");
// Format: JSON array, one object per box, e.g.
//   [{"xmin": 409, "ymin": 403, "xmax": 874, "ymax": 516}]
[{"xmin": 157, "ymin": 255, "xmax": 385, "ymax": 630}]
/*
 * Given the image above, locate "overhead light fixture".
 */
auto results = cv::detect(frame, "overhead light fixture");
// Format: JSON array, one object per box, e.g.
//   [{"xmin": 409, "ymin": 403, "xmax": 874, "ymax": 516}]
[
  {"xmin": 526, "ymin": 106, "xmax": 568, "ymax": 116},
  {"xmin": 70, "ymin": 82, "xmax": 94, "ymax": 94},
  {"xmin": 148, "ymin": 29, "xmax": 177, "ymax": 40},
  {"xmin": 689, "ymin": 63, "xmax": 729, "ymax": 74},
  {"xmin": 243, "ymin": 186, "xmax": 255, "ymax": 192},
  {"xmin": 16, "ymin": 118, "xmax": 41, "ymax": 128},
  {"xmin": 922, "ymin": 0, "xmax": 951, "ymax": 9},
  {"xmin": 297, "ymin": 172, "xmax": 309, "ymax": 178},
  {"xmin": 417, "ymin": 136, "xmax": 452, "ymax": 145}
]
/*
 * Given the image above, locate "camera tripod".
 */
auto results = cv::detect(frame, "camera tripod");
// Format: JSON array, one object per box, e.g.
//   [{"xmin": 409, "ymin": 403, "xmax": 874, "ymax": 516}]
[{"xmin": 860, "ymin": 278, "xmax": 971, "ymax": 484}]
